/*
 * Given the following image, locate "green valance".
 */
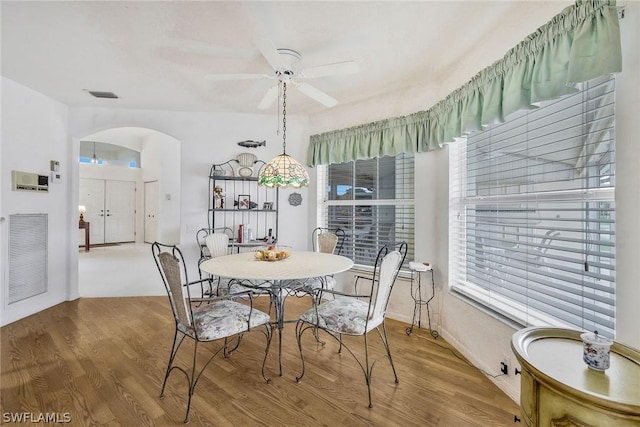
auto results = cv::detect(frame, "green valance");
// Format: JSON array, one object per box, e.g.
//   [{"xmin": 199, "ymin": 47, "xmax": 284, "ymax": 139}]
[{"xmin": 308, "ymin": 0, "xmax": 622, "ymax": 167}]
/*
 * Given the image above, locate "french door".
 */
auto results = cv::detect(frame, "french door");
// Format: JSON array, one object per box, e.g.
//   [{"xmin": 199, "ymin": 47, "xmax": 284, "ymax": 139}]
[{"xmin": 79, "ymin": 178, "xmax": 136, "ymax": 244}]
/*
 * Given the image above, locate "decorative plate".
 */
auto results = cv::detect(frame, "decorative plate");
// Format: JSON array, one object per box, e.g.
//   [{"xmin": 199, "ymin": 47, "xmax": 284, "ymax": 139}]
[
  {"xmin": 236, "ymin": 152, "xmax": 257, "ymax": 167},
  {"xmin": 238, "ymin": 166, "xmax": 254, "ymax": 177},
  {"xmin": 288, "ymin": 192, "xmax": 303, "ymax": 206}
]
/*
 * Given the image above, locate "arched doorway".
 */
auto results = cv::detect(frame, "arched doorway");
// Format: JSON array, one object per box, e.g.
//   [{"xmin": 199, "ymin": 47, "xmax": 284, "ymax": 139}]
[{"xmin": 76, "ymin": 126, "xmax": 181, "ymax": 297}]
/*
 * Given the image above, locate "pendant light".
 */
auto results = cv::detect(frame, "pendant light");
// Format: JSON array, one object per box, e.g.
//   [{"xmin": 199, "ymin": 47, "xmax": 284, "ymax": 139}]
[
  {"xmin": 90, "ymin": 141, "xmax": 98, "ymax": 164},
  {"xmin": 258, "ymin": 82, "xmax": 310, "ymax": 188}
]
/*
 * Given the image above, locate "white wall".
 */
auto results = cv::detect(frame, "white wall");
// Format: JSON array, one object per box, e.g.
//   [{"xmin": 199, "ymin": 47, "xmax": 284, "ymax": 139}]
[
  {"xmin": 141, "ymin": 131, "xmax": 181, "ymax": 244},
  {"xmin": 83, "ymin": 127, "xmax": 146, "ymax": 152},
  {"xmin": 0, "ymin": 77, "xmax": 72, "ymax": 325}
]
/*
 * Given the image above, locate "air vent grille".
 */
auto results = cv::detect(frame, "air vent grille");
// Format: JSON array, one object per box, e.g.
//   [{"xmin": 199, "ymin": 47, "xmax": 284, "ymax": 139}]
[
  {"xmin": 9, "ymin": 214, "xmax": 48, "ymax": 304},
  {"xmin": 88, "ymin": 91, "xmax": 119, "ymax": 99}
]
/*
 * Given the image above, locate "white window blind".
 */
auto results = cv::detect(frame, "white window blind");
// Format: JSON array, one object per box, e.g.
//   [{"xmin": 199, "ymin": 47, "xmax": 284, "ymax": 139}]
[
  {"xmin": 450, "ymin": 75, "xmax": 616, "ymax": 338},
  {"xmin": 319, "ymin": 153, "xmax": 414, "ymax": 269}
]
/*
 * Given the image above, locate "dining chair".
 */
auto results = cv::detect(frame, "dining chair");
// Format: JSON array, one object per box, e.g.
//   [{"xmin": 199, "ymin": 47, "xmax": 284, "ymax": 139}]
[
  {"xmin": 196, "ymin": 227, "xmax": 234, "ymax": 296},
  {"xmin": 152, "ymin": 242, "xmax": 272, "ymax": 423},
  {"xmin": 312, "ymin": 227, "xmax": 346, "ymax": 256},
  {"xmin": 283, "ymin": 227, "xmax": 346, "ymax": 296},
  {"xmin": 353, "ymin": 240, "xmax": 407, "ymax": 295},
  {"xmin": 294, "ymin": 241, "xmax": 408, "ymax": 408}
]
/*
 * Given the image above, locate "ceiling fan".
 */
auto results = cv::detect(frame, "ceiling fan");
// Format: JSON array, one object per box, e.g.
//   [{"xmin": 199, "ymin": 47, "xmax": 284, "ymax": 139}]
[{"xmin": 204, "ymin": 34, "xmax": 359, "ymax": 109}]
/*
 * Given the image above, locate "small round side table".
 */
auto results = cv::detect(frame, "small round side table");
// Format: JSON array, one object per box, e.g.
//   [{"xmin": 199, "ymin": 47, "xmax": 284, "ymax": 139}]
[{"xmin": 406, "ymin": 261, "xmax": 439, "ymax": 338}]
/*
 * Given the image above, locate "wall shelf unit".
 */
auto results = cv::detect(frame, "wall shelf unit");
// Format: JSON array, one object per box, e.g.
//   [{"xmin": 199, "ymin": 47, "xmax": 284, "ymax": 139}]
[{"xmin": 208, "ymin": 159, "xmax": 278, "ymax": 250}]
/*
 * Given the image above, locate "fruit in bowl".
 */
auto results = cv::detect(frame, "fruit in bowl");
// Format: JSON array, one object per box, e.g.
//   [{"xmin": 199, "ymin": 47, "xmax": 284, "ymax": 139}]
[{"xmin": 255, "ymin": 248, "xmax": 291, "ymax": 261}]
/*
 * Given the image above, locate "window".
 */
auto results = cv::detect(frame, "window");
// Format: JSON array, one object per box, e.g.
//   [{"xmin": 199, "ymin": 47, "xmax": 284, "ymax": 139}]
[
  {"xmin": 450, "ymin": 75, "xmax": 616, "ymax": 338},
  {"xmin": 318, "ymin": 153, "xmax": 414, "ymax": 268},
  {"xmin": 79, "ymin": 141, "xmax": 140, "ymax": 168}
]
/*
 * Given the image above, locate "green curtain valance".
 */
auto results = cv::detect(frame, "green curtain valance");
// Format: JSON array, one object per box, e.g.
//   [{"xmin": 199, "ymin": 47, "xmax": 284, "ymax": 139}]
[{"xmin": 308, "ymin": 0, "xmax": 622, "ymax": 167}]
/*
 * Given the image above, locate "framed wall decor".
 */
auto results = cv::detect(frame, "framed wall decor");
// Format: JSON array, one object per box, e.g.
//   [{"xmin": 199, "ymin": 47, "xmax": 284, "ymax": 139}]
[
  {"xmin": 288, "ymin": 192, "xmax": 303, "ymax": 206},
  {"xmin": 237, "ymin": 195, "xmax": 251, "ymax": 210}
]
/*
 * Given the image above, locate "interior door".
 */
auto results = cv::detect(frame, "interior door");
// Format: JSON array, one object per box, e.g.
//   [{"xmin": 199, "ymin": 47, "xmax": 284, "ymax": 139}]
[
  {"xmin": 144, "ymin": 180, "xmax": 159, "ymax": 243},
  {"xmin": 79, "ymin": 178, "xmax": 106, "ymax": 244},
  {"xmin": 104, "ymin": 180, "xmax": 136, "ymax": 243}
]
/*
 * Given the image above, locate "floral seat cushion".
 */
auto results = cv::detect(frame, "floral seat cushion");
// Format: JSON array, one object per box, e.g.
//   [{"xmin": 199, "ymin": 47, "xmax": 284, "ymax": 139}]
[
  {"xmin": 192, "ymin": 300, "xmax": 271, "ymax": 341},
  {"xmin": 299, "ymin": 297, "xmax": 380, "ymax": 336}
]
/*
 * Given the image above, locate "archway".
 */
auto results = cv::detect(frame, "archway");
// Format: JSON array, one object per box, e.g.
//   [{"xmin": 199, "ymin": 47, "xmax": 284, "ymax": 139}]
[{"xmin": 75, "ymin": 126, "xmax": 181, "ymax": 297}]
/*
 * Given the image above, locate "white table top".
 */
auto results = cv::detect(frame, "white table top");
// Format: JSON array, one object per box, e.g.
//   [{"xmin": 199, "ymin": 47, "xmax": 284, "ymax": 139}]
[{"xmin": 199, "ymin": 251, "xmax": 354, "ymax": 281}]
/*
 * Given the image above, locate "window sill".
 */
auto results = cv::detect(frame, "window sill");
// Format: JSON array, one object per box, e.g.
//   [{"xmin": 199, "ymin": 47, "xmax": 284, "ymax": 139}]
[{"xmin": 449, "ymin": 287, "xmax": 525, "ymax": 331}]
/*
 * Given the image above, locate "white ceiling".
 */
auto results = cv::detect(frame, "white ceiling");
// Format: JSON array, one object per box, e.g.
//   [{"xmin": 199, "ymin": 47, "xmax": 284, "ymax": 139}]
[{"xmin": 1, "ymin": 1, "xmax": 571, "ymax": 116}]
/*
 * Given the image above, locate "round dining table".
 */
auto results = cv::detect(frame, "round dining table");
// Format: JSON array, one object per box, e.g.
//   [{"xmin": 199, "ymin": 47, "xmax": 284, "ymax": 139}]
[{"xmin": 199, "ymin": 250, "xmax": 354, "ymax": 374}]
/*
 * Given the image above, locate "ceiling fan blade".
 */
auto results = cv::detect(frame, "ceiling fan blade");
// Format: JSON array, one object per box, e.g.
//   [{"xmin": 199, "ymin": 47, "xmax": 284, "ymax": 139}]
[
  {"xmin": 253, "ymin": 32, "xmax": 285, "ymax": 71},
  {"xmin": 204, "ymin": 73, "xmax": 271, "ymax": 81},
  {"xmin": 300, "ymin": 61, "xmax": 360, "ymax": 79},
  {"xmin": 258, "ymin": 85, "xmax": 279, "ymax": 110},
  {"xmin": 242, "ymin": 2, "xmax": 285, "ymax": 71},
  {"xmin": 295, "ymin": 82, "xmax": 338, "ymax": 108}
]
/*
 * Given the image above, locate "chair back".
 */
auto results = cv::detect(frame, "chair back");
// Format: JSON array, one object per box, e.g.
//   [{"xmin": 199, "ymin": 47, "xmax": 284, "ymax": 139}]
[
  {"xmin": 317, "ymin": 233, "xmax": 338, "ymax": 254},
  {"xmin": 312, "ymin": 227, "xmax": 346, "ymax": 255},
  {"xmin": 205, "ymin": 232, "xmax": 231, "ymax": 258},
  {"xmin": 152, "ymin": 242, "xmax": 194, "ymax": 334},
  {"xmin": 196, "ymin": 227, "xmax": 233, "ymax": 261},
  {"xmin": 369, "ymin": 241, "xmax": 408, "ymax": 324}
]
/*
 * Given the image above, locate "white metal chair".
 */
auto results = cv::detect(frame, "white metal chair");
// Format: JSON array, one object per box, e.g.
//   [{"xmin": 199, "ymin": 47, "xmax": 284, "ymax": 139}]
[
  {"xmin": 283, "ymin": 227, "xmax": 346, "ymax": 296},
  {"xmin": 295, "ymin": 241, "xmax": 408, "ymax": 408},
  {"xmin": 313, "ymin": 227, "xmax": 345, "ymax": 256},
  {"xmin": 196, "ymin": 227, "xmax": 234, "ymax": 296},
  {"xmin": 152, "ymin": 242, "xmax": 272, "ymax": 423}
]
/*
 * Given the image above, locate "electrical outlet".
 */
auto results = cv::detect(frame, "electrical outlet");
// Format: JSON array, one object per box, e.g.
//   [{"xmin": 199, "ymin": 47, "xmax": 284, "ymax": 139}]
[{"xmin": 501, "ymin": 356, "xmax": 511, "ymax": 375}]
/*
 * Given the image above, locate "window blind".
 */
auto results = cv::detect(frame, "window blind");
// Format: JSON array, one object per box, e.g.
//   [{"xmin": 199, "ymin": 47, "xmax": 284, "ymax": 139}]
[
  {"xmin": 450, "ymin": 75, "xmax": 616, "ymax": 337},
  {"xmin": 319, "ymin": 154, "xmax": 414, "ymax": 269}
]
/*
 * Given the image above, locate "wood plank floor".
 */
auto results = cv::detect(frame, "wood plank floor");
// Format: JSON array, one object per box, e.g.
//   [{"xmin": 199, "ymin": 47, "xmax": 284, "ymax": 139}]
[{"xmin": 1, "ymin": 296, "xmax": 520, "ymax": 426}]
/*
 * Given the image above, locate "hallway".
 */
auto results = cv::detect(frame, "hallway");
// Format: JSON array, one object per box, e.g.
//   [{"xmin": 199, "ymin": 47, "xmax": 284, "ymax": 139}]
[{"xmin": 79, "ymin": 243, "xmax": 162, "ymax": 297}]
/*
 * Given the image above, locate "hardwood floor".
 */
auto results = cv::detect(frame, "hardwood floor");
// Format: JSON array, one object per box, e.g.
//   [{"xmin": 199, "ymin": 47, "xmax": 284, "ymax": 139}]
[{"xmin": 1, "ymin": 296, "xmax": 520, "ymax": 426}]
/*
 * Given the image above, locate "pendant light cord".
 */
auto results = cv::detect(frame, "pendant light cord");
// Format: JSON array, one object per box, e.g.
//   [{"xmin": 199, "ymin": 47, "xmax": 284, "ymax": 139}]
[{"xmin": 282, "ymin": 82, "xmax": 287, "ymax": 155}]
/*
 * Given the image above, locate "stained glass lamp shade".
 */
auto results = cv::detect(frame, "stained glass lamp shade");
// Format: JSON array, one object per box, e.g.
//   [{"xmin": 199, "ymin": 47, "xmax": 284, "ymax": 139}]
[
  {"xmin": 258, "ymin": 154, "xmax": 310, "ymax": 188},
  {"xmin": 258, "ymin": 81, "xmax": 310, "ymax": 188}
]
